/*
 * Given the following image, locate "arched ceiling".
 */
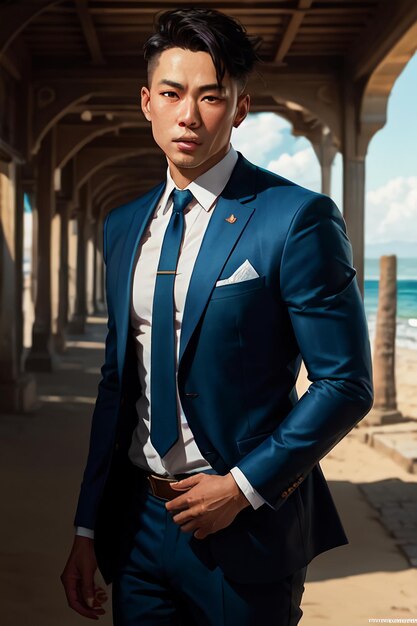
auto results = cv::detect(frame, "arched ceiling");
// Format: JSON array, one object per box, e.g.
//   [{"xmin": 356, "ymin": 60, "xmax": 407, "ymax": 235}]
[{"xmin": 1, "ymin": 0, "xmax": 417, "ymax": 216}]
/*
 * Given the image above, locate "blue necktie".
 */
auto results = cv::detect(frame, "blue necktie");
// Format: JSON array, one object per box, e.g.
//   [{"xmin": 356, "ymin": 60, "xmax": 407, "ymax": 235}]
[{"xmin": 150, "ymin": 189, "xmax": 193, "ymax": 457}]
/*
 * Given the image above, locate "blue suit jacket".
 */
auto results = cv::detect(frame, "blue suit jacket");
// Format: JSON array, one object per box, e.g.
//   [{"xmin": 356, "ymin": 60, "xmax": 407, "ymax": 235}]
[{"xmin": 74, "ymin": 153, "xmax": 373, "ymax": 584}]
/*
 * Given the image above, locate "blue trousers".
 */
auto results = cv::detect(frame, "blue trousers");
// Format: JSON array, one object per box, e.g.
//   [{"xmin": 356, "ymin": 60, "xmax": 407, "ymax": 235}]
[{"xmin": 112, "ymin": 471, "xmax": 307, "ymax": 625}]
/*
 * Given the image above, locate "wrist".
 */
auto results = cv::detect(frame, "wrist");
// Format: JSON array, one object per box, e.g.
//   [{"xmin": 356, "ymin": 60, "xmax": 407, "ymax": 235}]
[
  {"xmin": 227, "ymin": 472, "xmax": 250, "ymax": 509},
  {"xmin": 74, "ymin": 534, "xmax": 94, "ymax": 543}
]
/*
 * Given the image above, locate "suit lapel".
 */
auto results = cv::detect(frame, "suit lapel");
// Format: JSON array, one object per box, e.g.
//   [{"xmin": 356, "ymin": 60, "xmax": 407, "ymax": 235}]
[
  {"xmin": 116, "ymin": 182, "xmax": 165, "ymax": 382},
  {"xmin": 179, "ymin": 155, "xmax": 257, "ymax": 364}
]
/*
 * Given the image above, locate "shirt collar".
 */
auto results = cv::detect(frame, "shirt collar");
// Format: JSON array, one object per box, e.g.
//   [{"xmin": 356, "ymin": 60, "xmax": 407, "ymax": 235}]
[{"xmin": 161, "ymin": 145, "xmax": 238, "ymax": 214}]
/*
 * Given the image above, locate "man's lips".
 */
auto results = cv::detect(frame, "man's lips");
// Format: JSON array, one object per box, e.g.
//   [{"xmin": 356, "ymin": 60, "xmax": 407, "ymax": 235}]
[
  {"xmin": 173, "ymin": 138, "xmax": 201, "ymax": 145},
  {"xmin": 173, "ymin": 138, "xmax": 201, "ymax": 151}
]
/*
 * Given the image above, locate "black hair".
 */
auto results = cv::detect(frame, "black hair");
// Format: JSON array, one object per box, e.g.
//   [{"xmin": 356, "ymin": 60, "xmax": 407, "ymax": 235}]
[{"xmin": 144, "ymin": 7, "xmax": 262, "ymax": 88}]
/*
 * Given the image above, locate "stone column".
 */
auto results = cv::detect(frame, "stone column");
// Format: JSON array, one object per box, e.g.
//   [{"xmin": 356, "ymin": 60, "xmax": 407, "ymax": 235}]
[
  {"xmin": 51, "ymin": 209, "xmax": 61, "ymax": 349},
  {"xmin": 68, "ymin": 215, "xmax": 77, "ymax": 321},
  {"xmin": 15, "ymin": 165, "xmax": 25, "ymax": 370},
  {"xmin": 86, "ymin": 218, "xmax": 95, "ymax": 316},
  {"xmin": 312, "ymin": 128, "xmax": 338, "ymax": 197},
  {"xmin": 91, "ymin": 218, "xmax": 98, "ymax": 314},
  {"xmin": 363, "ymin": 255, "xmax": 404, "ymax": 425},
  {"xmin": 96, "ymin": 215, "xmax": 105, "ymax": 312},
  {"xmin": 0, "ymin": 159, "xmax": 37, "ymax": 412},
  {"xmin": 54, "ymin": 198, "xmax": 71, "ymax": 353},
  {"xmin": 25, "ymin": 128, "xmax": 56, "ymax": 371},
  {"xmin": 29, "ymin": 190, "xmax": 38, "ymax": 307},
  {"xmin": 342, "ymin": 81, "xmax": 366, "ymax": 297},
  {"xmin": 68, "ymin": 183, "xmax": 90, "ymax": 334}
]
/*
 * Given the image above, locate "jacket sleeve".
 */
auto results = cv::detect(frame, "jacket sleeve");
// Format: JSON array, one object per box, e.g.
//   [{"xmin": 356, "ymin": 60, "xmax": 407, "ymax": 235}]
[
  {"xmin": 236, "ymin": 194, "xmax": 374, "ymax": 510},
  {"xmin": 73, "ymin": 210, "xmax": 121, "ymax": 529}
]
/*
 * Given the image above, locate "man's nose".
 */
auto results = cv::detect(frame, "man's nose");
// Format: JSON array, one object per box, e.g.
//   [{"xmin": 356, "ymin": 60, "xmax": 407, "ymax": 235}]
[{"xmin": 178, "ymin": 98, "xmax": 200, "ymax": 127}]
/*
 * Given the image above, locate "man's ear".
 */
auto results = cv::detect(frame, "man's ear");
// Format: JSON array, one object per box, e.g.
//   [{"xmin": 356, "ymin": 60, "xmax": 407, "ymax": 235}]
[
  {"xmin": 233, "ymin": 93, "xmax": 250, "ymax": 129},
  {"xmin": 141, "ymin": 86, "xmax": 151, "ymax": 121}
]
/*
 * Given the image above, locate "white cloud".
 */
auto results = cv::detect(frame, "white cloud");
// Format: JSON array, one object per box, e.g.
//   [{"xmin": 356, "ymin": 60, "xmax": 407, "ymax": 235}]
[
  {"xmin": 231, "ymin": 113, "xmax": 289, "ymax": 166},
  {"xmin": 365, "ymin": 176, "xmax": 417, "ymax": 244},
  {"xmin": 267, "ymin": 147, "xmax": 321, "ymax": 192}
]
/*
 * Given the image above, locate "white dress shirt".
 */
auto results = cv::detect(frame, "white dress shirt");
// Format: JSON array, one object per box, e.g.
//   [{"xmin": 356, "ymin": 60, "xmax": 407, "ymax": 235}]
[{"xmin": 76, "ymin": 146, "xmax": 264, "ymax": 539}]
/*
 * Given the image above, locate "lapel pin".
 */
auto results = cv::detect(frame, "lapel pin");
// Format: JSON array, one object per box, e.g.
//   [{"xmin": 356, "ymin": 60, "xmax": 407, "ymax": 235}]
[{"xmin": 225, "ymin": 214, "xmax": 237, "ymax": 224}]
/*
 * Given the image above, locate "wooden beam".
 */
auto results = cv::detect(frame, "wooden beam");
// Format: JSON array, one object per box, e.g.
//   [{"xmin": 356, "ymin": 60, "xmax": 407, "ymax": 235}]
[
  {"xmin": 0, "ymin": 51, "xmax": 21, "ymax": 81},
  {"xmin": 31, "ymin": 57, "xmax": 337, "ymax": 82},
  {"xmin": 347, "ymin": 0, "xmax": 417, "ymax": 80},
  {"xmin": 0, "ymin": 1, "xmax": 60, "ymax": 59},
  {"xmin": 56, "ymin": 120, "xmax": 145, "ymax": 169},
  {"xmin": 74, "ymin": 0, "xmax": 105, "ymax": 66},
  {"xmin": 274, "ymin": 0, "xmax": 313, "ymax": 63}
]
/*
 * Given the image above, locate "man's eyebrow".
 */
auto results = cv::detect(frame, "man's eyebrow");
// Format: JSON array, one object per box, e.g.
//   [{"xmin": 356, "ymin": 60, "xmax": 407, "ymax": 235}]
[
  {"xmin": 158, "ymin": 79, "xmax": 184, "ymax": 90},
  {"xmin": 158, "ymin": 79, "xmax": 224, "ymax": 93},
  {"xmin": 197, "ymin": 83, "xmax": 224, "ymax": 93}
]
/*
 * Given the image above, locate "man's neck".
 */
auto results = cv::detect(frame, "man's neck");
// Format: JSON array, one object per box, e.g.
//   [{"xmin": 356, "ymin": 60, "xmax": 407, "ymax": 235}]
[{"xmin": 167, "ymin": 144, "xmax": 231, "ymax": 189}]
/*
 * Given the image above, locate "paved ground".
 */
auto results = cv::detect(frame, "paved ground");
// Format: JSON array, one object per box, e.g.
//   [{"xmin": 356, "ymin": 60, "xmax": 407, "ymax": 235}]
[
  {"xmin": 358, "ymin": 476, "xmax": 417, "ymax": 568},
  {"xmin": 1, "ymin": 316, "xmax": 417, "ymax": 625}
]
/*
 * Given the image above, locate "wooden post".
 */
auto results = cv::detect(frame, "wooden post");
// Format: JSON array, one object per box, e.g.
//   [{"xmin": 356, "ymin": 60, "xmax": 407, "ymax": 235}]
[{"xmin": 364, "ymin": 255, "xmax": 404, "ymax": 425}]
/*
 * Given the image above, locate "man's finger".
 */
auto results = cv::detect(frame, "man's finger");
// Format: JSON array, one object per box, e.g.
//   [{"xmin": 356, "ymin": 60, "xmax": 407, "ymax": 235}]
[
  {"xmin": 94, "ymin": 586, "xmax": 108, "ymax": 606},
  {"xmin": 81, "ymin": 574, "xmax": 96, "ymax": 608},
  {"xmin": 62, "ymin": 576, "xmax": 104, "ymax": 619},
  {"xmin": 166, "ymin": 495, "xmax": 191, "ymax": 512},
  {"xmin": 173, "ymin": 503, "xmax": 205, "ymax": 524},
  {"xmin": 193, "ymin": 528, "xmax": 208, "ymax": 539},
  {"xmin": 165, "ymin": 489, "xmax": 197, "ymax": 512},
  {"xmin": 170, "ymin": 474, "xmax": 202, "ymax": 491},
  {"xmin": 70, "ymin": 598, "xmax": 105, "ymax": 620}
]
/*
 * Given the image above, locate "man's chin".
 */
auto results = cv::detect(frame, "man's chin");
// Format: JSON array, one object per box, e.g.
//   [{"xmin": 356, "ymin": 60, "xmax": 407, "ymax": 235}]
[{"xmin": 169, "ymin": 154, "xmax": 204, "ymax": 170}]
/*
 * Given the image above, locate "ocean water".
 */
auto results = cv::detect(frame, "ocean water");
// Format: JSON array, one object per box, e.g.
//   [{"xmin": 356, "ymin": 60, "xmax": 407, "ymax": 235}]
[{"xmin": 364, "ymin": 258, "xmax": 417, "ymax": 350}]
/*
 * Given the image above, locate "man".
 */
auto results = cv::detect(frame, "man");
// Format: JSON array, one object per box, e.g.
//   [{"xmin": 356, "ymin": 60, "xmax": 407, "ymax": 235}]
[{"xmin": 61, "ymin": 7, "xmax": 373, "ymax": 626}]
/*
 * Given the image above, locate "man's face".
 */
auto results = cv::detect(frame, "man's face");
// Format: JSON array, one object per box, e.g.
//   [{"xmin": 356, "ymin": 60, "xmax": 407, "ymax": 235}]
[{"xmin": 141, "ymin": 47, "xmax": 249, "ymax": 182}]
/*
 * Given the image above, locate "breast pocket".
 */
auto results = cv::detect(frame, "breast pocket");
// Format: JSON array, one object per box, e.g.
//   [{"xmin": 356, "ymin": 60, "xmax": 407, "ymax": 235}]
[{"xmin": 210, "ymin": 275, "xmax": 266, "ymax": 300}]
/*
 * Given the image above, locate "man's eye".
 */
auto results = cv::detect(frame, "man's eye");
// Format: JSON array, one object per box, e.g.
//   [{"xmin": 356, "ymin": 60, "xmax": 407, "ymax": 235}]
[
  {"xmin": 203, "ymin": 96, "xmax": 220, "ymax": 102},
  {"xmin": 161, "ymin": 91, "xmax": 178, "ymax": 98}
]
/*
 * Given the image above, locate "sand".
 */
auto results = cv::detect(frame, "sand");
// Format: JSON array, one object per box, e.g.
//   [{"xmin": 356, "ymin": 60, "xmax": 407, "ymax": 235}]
[
  {"xmin": 295, "ymin": 348, "xmax": 417, "ymax": 624},
  {"xmin": 2, "ymin": 300, "xmax": 415, "ymax": 625},
  {"xmin": 396, "ymin": 347, "xmax": 417, "ymax": 419}
]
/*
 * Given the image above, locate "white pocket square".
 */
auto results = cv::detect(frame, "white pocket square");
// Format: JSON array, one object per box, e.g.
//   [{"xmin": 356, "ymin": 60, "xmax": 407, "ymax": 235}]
[{"xmin": 215, "ymin": 259, "xmax": 259, "ymax": 287}]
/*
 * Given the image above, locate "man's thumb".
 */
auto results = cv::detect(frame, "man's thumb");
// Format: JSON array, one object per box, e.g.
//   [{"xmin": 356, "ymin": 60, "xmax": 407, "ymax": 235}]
[{"xmin": 81, "ymin": 577, "xmax": 95, "ymax": 607}]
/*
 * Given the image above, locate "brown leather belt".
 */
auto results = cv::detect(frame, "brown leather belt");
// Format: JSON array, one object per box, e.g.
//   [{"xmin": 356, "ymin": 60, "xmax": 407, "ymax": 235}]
[{"xmin": 146, "ymin": 473, "xmax": 183, "ymax": 501}]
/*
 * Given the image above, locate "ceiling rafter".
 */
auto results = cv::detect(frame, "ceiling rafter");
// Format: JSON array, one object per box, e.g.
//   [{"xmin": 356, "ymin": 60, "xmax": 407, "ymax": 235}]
[
  {"xmin": 74, "ymin": 0, "xmax": 105, "ymax": 65},
  {"xmin": 274, "ymin": 0, "xmax": 313, "ymax": 64}
]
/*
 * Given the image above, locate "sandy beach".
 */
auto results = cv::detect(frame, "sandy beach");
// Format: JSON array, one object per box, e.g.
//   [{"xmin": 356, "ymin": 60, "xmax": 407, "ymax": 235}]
[
  {"xmin": 297, "ymin": 345, "xmax": 417, "ymax": 420},
  {"xmin": 295, "ymin": 346, "xmax": 417, "ymax": 624},
  {"xmin": 9, "ymin": 298, "xmax": 417, "ymax": 625},
  {"xmin": 396, "ymin": 347, "xmax": 417, "ymax": 419}
]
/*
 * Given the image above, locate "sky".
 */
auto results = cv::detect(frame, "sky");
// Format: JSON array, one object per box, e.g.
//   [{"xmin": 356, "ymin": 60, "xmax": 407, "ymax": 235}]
[{"xmin": 231, "ymin": 53, "xmax": 417, "ymax": 258}]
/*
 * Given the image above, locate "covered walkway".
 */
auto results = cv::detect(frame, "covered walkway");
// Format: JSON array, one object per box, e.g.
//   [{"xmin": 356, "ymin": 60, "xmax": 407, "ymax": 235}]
[
  {"xmin": 1, "ymin": 0, "xmax": 417, "ymax": 413},
  {"xmin": 0, "ymin": 317, "xmax": 416, "ymax": 625},
  {"xmin": 1, "ymin": 2, "xmax": 417, "ymax": 623}
]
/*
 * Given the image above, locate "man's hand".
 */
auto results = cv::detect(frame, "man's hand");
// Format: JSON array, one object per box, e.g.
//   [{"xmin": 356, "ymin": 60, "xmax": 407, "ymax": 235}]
[
  {"xmin": 166, "ymin": 472, "xmax": 250, "ymax": 539},
  {"xmin": 60, "ymin": 536, "xmax": 108, "ymax": 620}
]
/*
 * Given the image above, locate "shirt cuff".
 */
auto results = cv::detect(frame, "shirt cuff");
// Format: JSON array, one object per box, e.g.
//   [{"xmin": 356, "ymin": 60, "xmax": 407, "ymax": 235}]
[
  {"xmin": 230, "ymin": 466, "xmax": 266, "ymax": 510},
  {"xmin": 75, "ymin": 526, "xmax": 95, "ymax": 539}
]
